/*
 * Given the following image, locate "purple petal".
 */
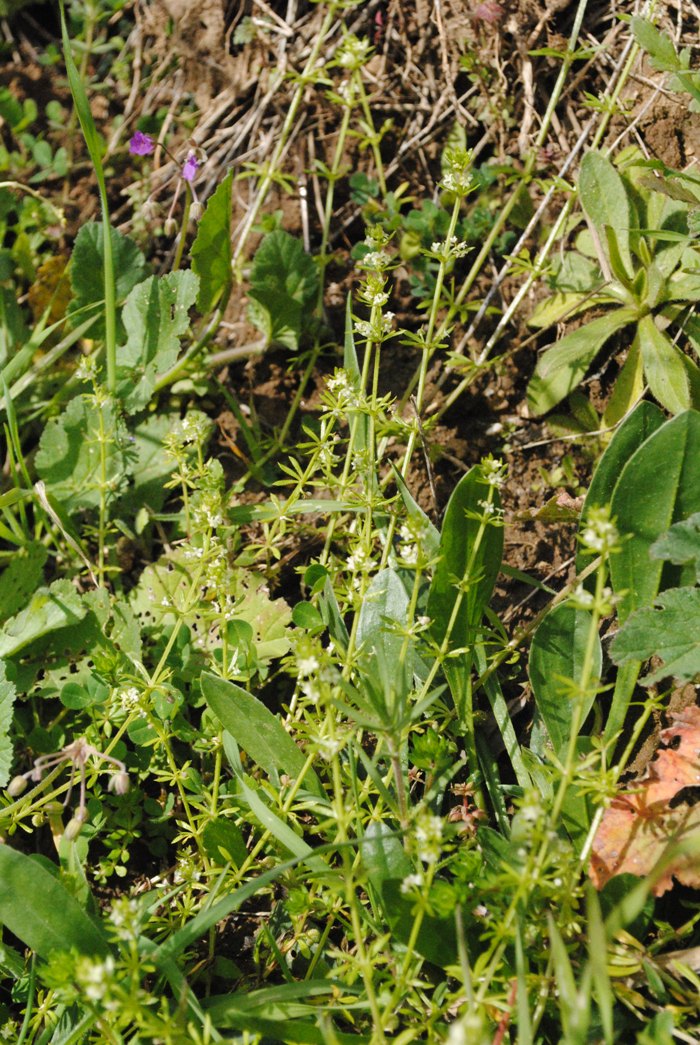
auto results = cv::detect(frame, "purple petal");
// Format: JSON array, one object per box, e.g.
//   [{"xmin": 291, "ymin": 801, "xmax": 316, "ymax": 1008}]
[
  {"xmin": 181, "ymin": 152, "xmax": 199, "ymax": 183},
  {"xmin": 129, "ymin": 130, "xmax": 156, "ymax": 156}
]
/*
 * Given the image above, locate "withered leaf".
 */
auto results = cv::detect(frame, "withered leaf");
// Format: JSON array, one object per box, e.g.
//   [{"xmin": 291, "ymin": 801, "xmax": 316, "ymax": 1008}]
[{"xmin": 590, "ymin": 705, "xmax": 700, "ymax": 896}]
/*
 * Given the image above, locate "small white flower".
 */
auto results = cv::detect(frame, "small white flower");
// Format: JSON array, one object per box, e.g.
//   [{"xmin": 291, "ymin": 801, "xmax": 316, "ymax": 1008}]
[
  {"xmin": 400, "ymin": 872, "xmax": 424, "ymax": 894},
  {"xmin": 297, "ymin": 655, "xmax": 320, "ymax": 677}
]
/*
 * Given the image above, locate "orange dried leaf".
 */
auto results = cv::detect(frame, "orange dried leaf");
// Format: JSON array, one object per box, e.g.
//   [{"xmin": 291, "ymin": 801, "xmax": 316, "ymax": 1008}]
[{"xmin": 590, "ymin": 705, "xmax": 700, "ymax": 896}]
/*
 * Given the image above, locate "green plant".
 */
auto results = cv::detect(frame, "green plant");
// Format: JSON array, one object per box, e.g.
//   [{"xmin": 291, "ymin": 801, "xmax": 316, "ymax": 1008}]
[
  {"xmin": 4, "ymin": 4, "xmax": 700, "ymax": 1042},
  {"xmin": 527, "ymin": 147, "xmax": 700, "ymax": 421}
]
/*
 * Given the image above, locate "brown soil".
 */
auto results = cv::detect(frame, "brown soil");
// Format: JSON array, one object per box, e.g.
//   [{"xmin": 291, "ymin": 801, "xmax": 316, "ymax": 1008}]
[{"xmin": 4, "ymin": 0, "xmax": 695, "ymax": 612}]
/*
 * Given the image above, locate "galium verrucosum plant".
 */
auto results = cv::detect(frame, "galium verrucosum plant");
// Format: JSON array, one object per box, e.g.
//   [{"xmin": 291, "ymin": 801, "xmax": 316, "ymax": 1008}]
[{"xmin": 6, "ymin": 737, "xmax": 129, "ymax": 841}]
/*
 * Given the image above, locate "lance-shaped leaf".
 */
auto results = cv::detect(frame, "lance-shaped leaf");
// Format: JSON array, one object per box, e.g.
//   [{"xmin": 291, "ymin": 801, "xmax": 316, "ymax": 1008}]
[
  {"xmin": 191, "ymin": 170, "xmax": 233, "ymax": 313},
  {"xmin": 201, "ymin": 672, "xmax": 324, "ymax": 798},
  {"xmin": 427, "ymin": 464, "xmax": 503, "ymax": 650},
  {"xmin": 0, "ymin": 846, "xmax": 109, "ymax": 958},
  {"xmin": 527, "ymin": 308, "xmax": 635, "ymax": 416},
  {"xmin": 0, "ymin": 660, "xmax": 16, "ymax": 789},
  {"xmin": 610, "ymin": 410, "xmax": 700, "ymax": 622},
  {"xmin": 578, "ymin": 151, "xmax": 634, "ymax": 280},
  {"xmin": 529, "ymin": 604, "xmax": 601, "ymax": 754},
  {"xmin": 638, "ymin": 313, "xmax": 700, "ymax": 414}
]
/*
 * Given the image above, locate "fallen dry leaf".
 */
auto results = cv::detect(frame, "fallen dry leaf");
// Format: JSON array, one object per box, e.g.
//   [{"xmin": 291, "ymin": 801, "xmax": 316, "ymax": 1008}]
[{"xmin": 590, "ymin": 704, "xmax": 700, "ymax": 895}]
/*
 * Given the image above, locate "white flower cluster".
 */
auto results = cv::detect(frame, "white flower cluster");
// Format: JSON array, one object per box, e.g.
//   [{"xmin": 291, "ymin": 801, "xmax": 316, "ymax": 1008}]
[
  {"xmin": 480, "ymin": 455, "xmax": 507, "ymax": 489},
  {"xmin": 177, "ymin": 411, "xmax": 210, "ymax": 446},
  {"xmin": 570, "ymin": 582, "xmax": 616, "ymax": 616},
  {"xmin": 354, "ymin": 311, "xmax": 394, "ymax": 342},
  {"xmin": 413, "ymin": 811, "xmax": 444, "ymax": 865},
  {"xmin": 400, "ymin": 871, "xmax": 424, "ymax": 895},
  {"xmin": 325, "ymin": 368, "xmax": 363, "ymax": 418},
  {"xmin": 116, "ymin": 686, "xmax": 141, "ymax": 713},
  {"xmin": 580, "ymin": 507, "xmax": 619, "ymax": 556},
  {"xmin": 440, "ymin": 147, "xmax": 475, "ymax": 197},
  {"xmin": 359, "ymin": 250, "xmax": 391, "ymax": 272},
  {"xmin": 336, "ymin": 34, "xmax": 372, "ymax": 70},
  {"xmin": 109, "ymin": 896, "xmax": 141, "ymax": 941},
  {"xmin": 358, "ymin": 272, "xmax": 390, "ymax": 309},
  {"xmin": 430, "ymin": 235, "xmax": 470, "ymax": 260},
  {"xmin": 77, "ymin": 955, "xmax": 116, "ymax": 1004}
]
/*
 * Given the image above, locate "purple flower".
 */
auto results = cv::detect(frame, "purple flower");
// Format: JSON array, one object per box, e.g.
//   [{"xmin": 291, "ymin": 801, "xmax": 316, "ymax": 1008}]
[
  {"xmin": 129, "ymin": 131, "xmax": 156, "ymax": 156},
  {"xmin": 181, "ymin": 152, "xmax": 199, "ymax": 183}
]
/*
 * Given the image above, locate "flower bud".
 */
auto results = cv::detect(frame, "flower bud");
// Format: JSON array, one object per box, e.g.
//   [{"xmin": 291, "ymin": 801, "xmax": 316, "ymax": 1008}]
[
  {"xmin": 6, "ymin": 774, "xmax": 28, "ymax": 797},
  {"xmin": 64, "ymin": 805, "xmax": 88, "ymax": 841},
  {"xmin": 189, "ymin": 200, "xmax": 203, "ymax": 222},
  {"xmin": 108, "ymin": 771, "xmax": 130, "ymax": 796},
  {"xmin": 164, "ymin": 217, "xmax": 178, "ymax": 238}
]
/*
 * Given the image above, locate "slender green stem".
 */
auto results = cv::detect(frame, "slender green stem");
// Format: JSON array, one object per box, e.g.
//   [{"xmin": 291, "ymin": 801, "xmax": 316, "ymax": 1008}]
[
  {"xmin": 59, "ymin": 0, "xmax": 116, "ymax": 392},
  {"xmin": 172, "ymin": 185, "xmax": 192, "ymax": 273}
]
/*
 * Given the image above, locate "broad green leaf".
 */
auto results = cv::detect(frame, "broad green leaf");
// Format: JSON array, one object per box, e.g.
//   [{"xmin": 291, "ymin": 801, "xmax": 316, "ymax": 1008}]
[
  {"xmin": 0, "ymin": 579, "xmax": 86, "ymax": 658},
  {"xmin": 663, "ymin": 269, "xmax": 700, "ymax": 302},
  {"xmin": 527, "ymin": 308, "xmax": 635, "ymax": 416},
  {"xmin": 528, "ymin": 291, "xmax": 596, "ymax": 330},
  {"xmin": 0, "ymin": 846, "xmax": 108, "ymax": 958},
  {"xmin": 650, "ymin": 511, "xmax": 700, "ymax": 580},
  {"xmin": 0, "ymin": 541, "xmax": 47, "ymax": 623},
  {"xmin": 427, "ymin": 464, "xmax": 503, "ymax": 647},
  {"xmin": 115, "ymin": 412, "xmax": 182, "ymax": 520},
  {"xmin": 201, "ymin": 818, "xmax": 247, "ymax": 868},
  {"xmin": 610, "ymin": 587, "xmax": 700, "ymax": 684},
  {"xmin": 601, "ymin": 336, "xmax": 644, "ymax": 428},
  {"xmin": 427, "ymin": 464, "xmax": 503, "ymax": 725},
  {"xmin": 248, "ymin": 230, "xmax": 319, "ymax": 349},
  {"xmin": 578, "ymin": 151, "xmax": 633, "ymax": 279},
  {"xmin": 528, "ymin": 604, "xmax": 601, "ymax": 755},
  {"xmin": 0, "ymin": 660, "xmax": 16, "ymax": 788},
  {"xmin": 359, "ymin": 821, "xmax": 412, "ymax": 886},
  {"xmin": 201, "ymin": 672, "xmax": 324, "ymax": 798},
  {"xmin": 638, "ymin": 313, "xmax": 699, "ymax": 414},
  {"xmin": 191, "ymin": 170, "xmax": 233, "ymax": 313},
  {"xmin": 610, "ymin": 410, "xmax": 700, "ymax": 622},
  {"xmin": 35, "ymin": 394, "xmax": 131, "ymax": 513},
  {"xmin": 356, "ymin": 569, "xmax": 414, "ymax": 724},
  {"xmin": 380, "ymin": 879, "xmax": 459, "ymax": 967},
  {"xmin": 68, "ymin": 223, "xmax": 148, "ymax": 340},
  {"xmin": 577, "ymin": 400, "xmax": 665, "ymax": 575},
  {"xmin": 116, "ymin": 270, "xmax": 199, "ymax": 411}
]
